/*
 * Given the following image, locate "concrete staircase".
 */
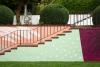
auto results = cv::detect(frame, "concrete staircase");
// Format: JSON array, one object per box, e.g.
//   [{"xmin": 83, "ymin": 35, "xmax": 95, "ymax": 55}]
[{"xmin": 0, "ymin": 25, "xmax": 71, "ymax": 55}]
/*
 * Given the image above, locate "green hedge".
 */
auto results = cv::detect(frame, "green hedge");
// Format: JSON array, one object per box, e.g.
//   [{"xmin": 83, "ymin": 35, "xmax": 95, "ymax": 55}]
[
  {"xmin": 0, "ymin": 5, "xmax": 14, "ymax": 25},
  {"xmin": 92, "ymin": 6, "xmax": 100, "ymax": 25},
  {"xmin": 53, "ymin": 0, "xmax": 100, "ymax": 13},
  {"xmin": 39, "ymin": 4, "xmax": 69, "ymax": 25}
]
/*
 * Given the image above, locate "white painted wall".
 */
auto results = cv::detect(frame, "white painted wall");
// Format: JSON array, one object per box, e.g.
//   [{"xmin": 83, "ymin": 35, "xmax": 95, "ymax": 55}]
[
  {"xmin": 13, "ymin": 14, "xmax": 93, "ymax": 25},
  {"xmin": 13, "ymin": 15, "xmax": 40, "ymax": 25}
]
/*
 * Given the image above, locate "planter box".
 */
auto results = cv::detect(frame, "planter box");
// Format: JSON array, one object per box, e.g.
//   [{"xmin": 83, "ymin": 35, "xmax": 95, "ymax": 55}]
[{"xmin": 80, "ymin": 27, "xmax": 100, "ymax": 61}]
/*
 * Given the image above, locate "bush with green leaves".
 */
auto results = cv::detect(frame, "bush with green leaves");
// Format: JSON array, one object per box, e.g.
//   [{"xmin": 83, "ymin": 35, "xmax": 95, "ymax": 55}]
[
  {"xmin": 92, "ymin": 6, "xmax": 100, "ymax": 25},
  {"xmin": 0, "ymin": 5, "xmax": 14, "ymax": 25},
  {"xmin": 53, "ymin": 0, "xmax": 100, "ymax": 13},
  {"xmin": 39, "ymin": 4, "xmax": 69, "ymax": 25}
]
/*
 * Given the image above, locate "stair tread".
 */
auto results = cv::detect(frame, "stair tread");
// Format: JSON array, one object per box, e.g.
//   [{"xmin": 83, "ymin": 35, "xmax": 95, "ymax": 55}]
[
  {"xmin": 38, "ymin": 42, "xmax": 45, "ymax": 44},
  {"xmin": 45, "ymin": 40, "xmax": 52, "ymax": 41},
  {"xmin": 58, "ymin": 34, "xmax": 65, "ymax": 36},
  {"xmin": 52, "ymin": 37, "xmax": 59, "ymax": 38},
  {"xmin": 19, "ymin": 44, "xmax": 38, "ymax": 47}
]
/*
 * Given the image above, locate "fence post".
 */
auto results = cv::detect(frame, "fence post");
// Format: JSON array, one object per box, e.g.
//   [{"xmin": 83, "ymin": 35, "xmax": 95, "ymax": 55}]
[{"xmin": 20, "ymin": 30, "xmax": 21, "ymax": 46}]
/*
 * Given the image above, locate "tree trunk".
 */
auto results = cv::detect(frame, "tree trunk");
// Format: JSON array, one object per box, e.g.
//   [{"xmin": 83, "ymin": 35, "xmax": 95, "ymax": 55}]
[
  {"xmin": 16, "ymin": 8, "xmax": 20, "ymax": 25},
  {"xmin": 16, "ymin": 0, "xmax": 28, "ymax": 25},
  {"xmin": 16, "ymin": 4, "xmax": 22, "ymax": 25}
]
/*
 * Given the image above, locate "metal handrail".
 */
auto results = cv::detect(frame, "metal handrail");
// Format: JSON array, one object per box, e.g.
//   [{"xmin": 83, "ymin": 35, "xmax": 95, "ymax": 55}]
[
  {"xmin": 0, "ymin": 25, "xmax": 70, "ymax": 54},
  {"xmin": 74, "ymin": 15, "xmax": 92, "ymax": 25}
]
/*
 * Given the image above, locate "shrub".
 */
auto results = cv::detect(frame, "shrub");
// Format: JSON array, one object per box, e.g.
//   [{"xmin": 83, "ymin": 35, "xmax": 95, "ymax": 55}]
[
  {"xmin": 0, "ymin": 5, "xmax": 14, "ymax": 25},
  {"xmin": 53, "ymin": 0, "xmax": 99, "ymax": 13},
  {"xmin": 39, "ymin": 4, "xmax": 69, "ymax": 25},
  {"xmin": 92, "ymin": 6, "xmax": 100, "ymax": 25}
]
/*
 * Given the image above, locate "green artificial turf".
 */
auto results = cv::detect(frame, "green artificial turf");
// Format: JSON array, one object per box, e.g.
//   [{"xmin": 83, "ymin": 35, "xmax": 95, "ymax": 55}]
[{"xmin": 0, "ymin": 62, "xmax": 100, "ymax": 67}]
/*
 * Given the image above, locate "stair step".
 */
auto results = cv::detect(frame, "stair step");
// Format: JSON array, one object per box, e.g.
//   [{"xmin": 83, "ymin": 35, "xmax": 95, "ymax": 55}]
[
  {"xmin": 0, "ymin": 26, "xmax": 71, "ymax": 55},
  {"xmin": 19, "ymin": 44, "xmax": 38, "ymax": 47},
  {"xmin": 58, "ymin": 34, "xmax": 65, "ymax": 36},
  {"xmin": 38, "ymin": 42, "xmax": 45, "ymax": 44},
  {"xmin": 4, "ymin": 45, "xmax": 18, "ymax": 53},
  {"xmin": 3, "ymin": 48, "xmax": 11, "ymax": 53},
  {"xmin": 52, "ymin": 37, "xmax": 59, "ymax": 39},
  {"xmin": 63, "ymin": 31, "xmax": 72, "ymax": 33},
  {"xmin": 11, "ymin": 47, "xmax": 17, "ymax": 50},
  {"xmin": 0, "ymin": 53, "xmax": 4, "ymax": 55},
  {"xmin": 45, "ymin": 39, "xmax": 52, "ymax": 41},
  {"xmin": 0, "ymin": 50, "xmax": 4, "ymax": 55},
  {"xmin": 5, "ymin": 49, "xmax": 11, "ymax": 52}
]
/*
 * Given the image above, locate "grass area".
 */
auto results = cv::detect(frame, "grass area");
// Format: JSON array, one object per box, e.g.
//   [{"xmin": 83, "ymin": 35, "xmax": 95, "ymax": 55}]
[{"xmin": 0, "ymin": 62, "xmax": 100, "ymax": 67}]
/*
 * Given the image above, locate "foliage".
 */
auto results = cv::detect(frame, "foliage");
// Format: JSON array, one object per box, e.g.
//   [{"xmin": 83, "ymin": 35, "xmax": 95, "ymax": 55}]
[
  {"xmin": 0, "ymin": 0, "xmax": 54, "ymax": 14},
  {"xmin": 34, "ymin": 0, "xmax": 54, "ymax": 14},
  {"xmin": 0, "ymin": 0, "xmax": 99, "ymax": 14},
  {"xmin": 92, "ymin": 6, "xmax": 100, "ymax": 25},
  {"xmin": 53, "ymin": 0, "xmax": 100, "ymax": 13},
  {"xmin": 0, "ymin": 0, "xmax": 55, "ymax": 24},
  {"xmin": 40, "ymin": 4, "xmax": 69, "ymax": 24},
  {"xmin": 0, "ymin": 0, "xmax": 30, "ymax": 12},
  {"xmin": 0, "ymin": 5, "xmax": 14, "ymax": 25},
  {"xmin": 3, "ymin": 0, "xmax": 53, "ymax": 14}
]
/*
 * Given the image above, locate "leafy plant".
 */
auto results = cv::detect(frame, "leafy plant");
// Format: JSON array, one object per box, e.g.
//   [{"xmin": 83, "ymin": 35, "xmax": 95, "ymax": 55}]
[
  {"xmin": 53, "ymin": 0, "xmax": 99, "ymax": 13},
  {"xmin": 39, "ymin": 4, "xmax": 69, "ymax": 25},
  {"xmin": 92, "ymin": 6, "xmax": 100, "ymax": 25},
  {"xmin": 0, "ymin": 5, "xmax": 14, "ymax": 25}
]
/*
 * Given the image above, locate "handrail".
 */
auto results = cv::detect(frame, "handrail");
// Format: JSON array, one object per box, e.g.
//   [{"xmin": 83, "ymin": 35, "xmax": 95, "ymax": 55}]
[
  {"xmin": 74, "ymin": 15, "xmax": 92, "ymax": 25},
  {"xmin": 0, "ymin": 27, "xmax": 40, "ymax": 52},
  {"xmin": 68, "ymin": 14, "xmax": 93, "ymax": 26},
  {"xmin": 38, "ymin": 25, "xmax": 67, "ymax": 42},
  {"xmin": 0, "ymin": 25, "xmax": 70, "ymax": 54},
  {"xmin": 0, "ymin": 31, "xmax": 17, "ymax": 51},
  {"xmin": 0, "ymin": 30, "xmax": 17, "ymax": 38}
]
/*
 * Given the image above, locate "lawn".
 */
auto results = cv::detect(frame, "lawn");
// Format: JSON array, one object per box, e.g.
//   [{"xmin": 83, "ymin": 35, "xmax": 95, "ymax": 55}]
[{"xmin": 0, "ymin": 62, "xmax": 100, "ymax": 67}]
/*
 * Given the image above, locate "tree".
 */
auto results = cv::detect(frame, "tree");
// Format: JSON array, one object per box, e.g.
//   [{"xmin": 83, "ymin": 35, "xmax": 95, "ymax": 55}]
[
  {"xmin": 0, "ymin": 0, "xmax": 55, "ymax": 25},
  {"xmin": 52, "ymin": 0, "xmax": 100, "ymax": 13},
  {"xmin": 0, "ymin": 0, "xmax": 42, "ymax": 25},
  {"xmin": 35, "ymin": 0, "xmax": 54, "ymax": 14},
  {"xmin": 0, "ymin": 0, "xmax": 28, "ymax": 25}
]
